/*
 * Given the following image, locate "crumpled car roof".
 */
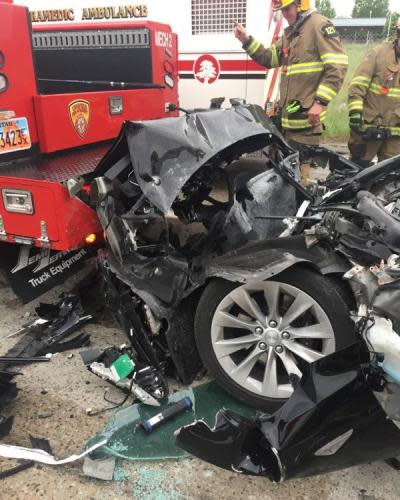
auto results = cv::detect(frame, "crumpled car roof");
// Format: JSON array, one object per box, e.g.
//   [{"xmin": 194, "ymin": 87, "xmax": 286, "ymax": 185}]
[{"xmin": 94, "ymin": 104, "xmax": 289, "ymax": 213}]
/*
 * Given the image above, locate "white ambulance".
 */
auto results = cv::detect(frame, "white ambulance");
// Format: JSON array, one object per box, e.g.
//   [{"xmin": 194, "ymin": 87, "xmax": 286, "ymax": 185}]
[{"xmin": 17, "ymin": 0, "xmax": 283, "ymax": 110}]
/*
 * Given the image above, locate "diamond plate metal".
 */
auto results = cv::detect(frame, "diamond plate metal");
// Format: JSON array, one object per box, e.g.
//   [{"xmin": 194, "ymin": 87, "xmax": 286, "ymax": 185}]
[{"xmin": 0, "ymin": 142, "xmax": 111, "ymax": 182}]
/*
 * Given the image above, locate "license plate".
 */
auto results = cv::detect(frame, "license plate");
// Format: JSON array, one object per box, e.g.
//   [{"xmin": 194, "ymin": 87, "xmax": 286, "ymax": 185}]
[{"xmin": 0, "ymin": 117, "xmax": 31, "ymax": 155}]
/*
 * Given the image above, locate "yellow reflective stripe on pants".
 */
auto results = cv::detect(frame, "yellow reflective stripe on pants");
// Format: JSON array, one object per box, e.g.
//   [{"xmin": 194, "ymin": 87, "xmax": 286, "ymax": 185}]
[
  {"xmin": 369, "ymin": 83, "xmax": 400, "ymax": 99},
  {"xmin": 320, "ymin": 52, "xmax": 348, "ymax": 66},
  {"xmin": 348, "ymin": 100, "xmax": 363, "ymax": 112},
  {"xmin": 282, "ymin": 118, "xmax": 312, "ymax": 129},
  {"xmin": 286, "ymin": 61, "xmax": 324, "ymax": 76},
  {"xmin": 316, "ymin": 84, "xmax": 337, "ymax": 102},
  {"xmin": 351, "ymin": 76, "xmax": 371, "ymax": 88},
  {"xmin": 247, "ymin": 38, "xmax": 261, "ymax": 56}
]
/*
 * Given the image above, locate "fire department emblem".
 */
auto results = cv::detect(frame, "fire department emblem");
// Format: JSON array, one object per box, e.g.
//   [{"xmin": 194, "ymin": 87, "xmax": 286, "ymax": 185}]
[
  {"xmin": 193, "ymin": 54, "xmax": 220, "ymax": 84},
  {"xmin": 68, "ymin": 99, "xmax": 90, "ymax": 139}
]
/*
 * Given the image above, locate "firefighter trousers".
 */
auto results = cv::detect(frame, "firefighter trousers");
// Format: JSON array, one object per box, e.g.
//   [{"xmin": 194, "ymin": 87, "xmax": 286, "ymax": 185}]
[
  {"xmin": 349, "ymin": 129, "xmax": 400, "ymax": 166},
  {"xmin": 284, "ymin": 128, "xmax": 322, "ymax": 146}
]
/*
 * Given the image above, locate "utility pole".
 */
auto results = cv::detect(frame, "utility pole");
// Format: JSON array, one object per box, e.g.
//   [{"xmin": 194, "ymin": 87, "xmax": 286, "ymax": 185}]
[{"xmin": 387, "ymin": 12, "xmax": 393, "ymax": 41}]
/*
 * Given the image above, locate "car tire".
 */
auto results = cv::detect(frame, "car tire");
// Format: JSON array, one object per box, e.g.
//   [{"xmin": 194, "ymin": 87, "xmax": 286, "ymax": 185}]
[{"xmin": 194, "ymin": 266, "xmax": 355, "ymax": 411}]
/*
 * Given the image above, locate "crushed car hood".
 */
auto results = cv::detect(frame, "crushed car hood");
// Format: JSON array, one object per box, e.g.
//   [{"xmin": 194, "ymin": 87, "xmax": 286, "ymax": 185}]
[{"xmin": 94, "ymin": 104, "xmax": 289, "ymax": 213}]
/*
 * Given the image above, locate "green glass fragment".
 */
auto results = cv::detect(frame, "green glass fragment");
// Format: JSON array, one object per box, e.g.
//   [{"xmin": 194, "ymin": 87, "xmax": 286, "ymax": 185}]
[
  {"xmin": 110, "ymin": 353, "xmax": 135, "ymax": 382},
  {"xmin": 87, "ymin": 381, "xmax": 256, "ymax": 461}
]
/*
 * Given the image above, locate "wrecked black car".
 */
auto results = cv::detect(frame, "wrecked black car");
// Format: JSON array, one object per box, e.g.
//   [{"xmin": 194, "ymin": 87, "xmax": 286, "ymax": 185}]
[
  {"xmin": 84, "ymin": 103, "xmax": 321, "ymax": 409},
  {"xmin": 84, "ymin": 103, "xmax": 393, "ymax": 411},
  {"xmin": 176, "ymin": 153, "xmax": 400, "ymax": 480}
]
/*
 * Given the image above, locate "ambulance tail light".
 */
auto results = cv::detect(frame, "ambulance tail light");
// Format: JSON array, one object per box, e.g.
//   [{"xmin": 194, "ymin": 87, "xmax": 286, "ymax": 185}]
[
  {"xmin": 164, "ymin": 74, "xmax": 174, "ymax": 88},
  {"xmin": 164, "ymin": 61, "xmax": 174, "ymax": 74},
  {"xmin": 164, "ymin": 60, "xmax": 175, "ymax": 88},
  {"xmin": 2, "ymin": 189, "xmax": 34, "ymax": 214}
]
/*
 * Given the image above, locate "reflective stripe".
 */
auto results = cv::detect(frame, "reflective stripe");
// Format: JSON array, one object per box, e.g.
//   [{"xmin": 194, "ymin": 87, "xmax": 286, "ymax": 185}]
[
  {"xmin": 320, "ymin": 52, "xmax": 348, "ymax": 66},
  {"xmin": 271, "ymin": 44, "xmax": 279, "ymax": 67},
  {"xmin": 282, "ymin": 110, "xmax": 327, "ymax": 130},
  {"xmin": 286, "ymin": 61, "xmax": 324, "ymax": 76},
  {"xmin": 282, "ymin": 117, "xmax": 312, "ymax": 129},
  {"xmin": 316, "ymin": 84, "xmax": 337, "ymax": 102},
  {"xmin": 369, "ymin": 83, "xmax": 400, "ymax": 99},
  {"xmin": 348, "ymin": 99, "xmax": 364, "ymax": 112},
  {"xmin": 351, "ymin": 76, "xmax": 371, "ymax": 88},
  {"xmin": 247, "ymin": 38, "xmax": 261, "ymax": 56},
  {"xmin": 364, "ymin": 124, "xmax": 400, "ymax": 136}
]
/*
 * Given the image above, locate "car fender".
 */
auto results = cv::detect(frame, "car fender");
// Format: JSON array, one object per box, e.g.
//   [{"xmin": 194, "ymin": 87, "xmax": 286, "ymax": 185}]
[{"xmin": 204, "ymin": 236, "xmax": 350, "ymax": 284}]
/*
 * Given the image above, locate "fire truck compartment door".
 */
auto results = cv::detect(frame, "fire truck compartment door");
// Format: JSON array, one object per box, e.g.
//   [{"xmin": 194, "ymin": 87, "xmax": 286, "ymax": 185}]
[{"xmin": 0, "ymin": 178, "xmax": 60, "ymax": 241}]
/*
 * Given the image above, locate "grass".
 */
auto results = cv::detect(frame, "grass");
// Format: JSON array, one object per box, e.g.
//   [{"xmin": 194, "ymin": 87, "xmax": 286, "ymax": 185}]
[{"xmin": 323, "ymin": 43, "xmax": 378, "ymax": 140}]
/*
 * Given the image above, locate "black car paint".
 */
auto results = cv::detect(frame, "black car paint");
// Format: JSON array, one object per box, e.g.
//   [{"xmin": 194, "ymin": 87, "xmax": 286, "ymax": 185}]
[
  {"xmin": 90, "ymin": 105, "xmax": 305, "ymax": 383},
  {"xmin": 176, "ymin": 344, "xmax": 400, "ymax": 481}
]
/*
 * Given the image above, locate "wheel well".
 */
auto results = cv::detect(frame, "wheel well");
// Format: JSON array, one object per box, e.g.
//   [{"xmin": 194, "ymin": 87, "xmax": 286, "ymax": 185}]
[
  {"xmin": 324, "ymin": 273, "xmax": 356, "ymax": 311},
  {"xmin": 272, "ymin": 262, "xmax": 356, "ymax": 312},
  {"xmin": 201, "ymin": 262, "xmax": 355, "ymax": 312}
]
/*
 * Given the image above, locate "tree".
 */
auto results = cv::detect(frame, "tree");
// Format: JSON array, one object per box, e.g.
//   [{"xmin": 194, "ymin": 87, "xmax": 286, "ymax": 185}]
[
  {"xmin": 352, "ymin": 0, "xmax": 389, "ymax": 18},
  {"xmin": 315, "ymin": 0, "xmax": 336, "ymax": 18}
]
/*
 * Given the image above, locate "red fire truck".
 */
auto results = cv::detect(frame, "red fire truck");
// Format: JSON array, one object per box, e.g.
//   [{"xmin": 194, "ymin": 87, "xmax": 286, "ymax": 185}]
[{"xmin": 0, "ymin": 0, "xmax": 179, "ymax": 300}]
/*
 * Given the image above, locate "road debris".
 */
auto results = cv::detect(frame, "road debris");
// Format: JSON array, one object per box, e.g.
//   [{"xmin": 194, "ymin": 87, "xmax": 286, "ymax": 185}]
[
  {"xmin": 81, "ymin": 346, "xmax": 165, "ymax": 410},
  {"xmin": 38, "ymin": 411, "xmax": 54, "ymax": 419},
  {"xmin": 0, "ymin": 438, "xmax": 107, "ymax": 466},
  {"xmin": 85, "ymin": 382, "xmax": 254, "ymax": 462},
  {"xmin": 0, "ymin": 292, "xmax": 92, "ymax": 445},
  {"xmin": 83, "ymin": 455, "xmax": 116, "ymax": 481},
  {"xmin": 0, "ymin": 435, "xmax": 53, "ymax": 480},
  {"xmin": 176, "ymin": 345, "xmax": 400, "ymax": 481}
]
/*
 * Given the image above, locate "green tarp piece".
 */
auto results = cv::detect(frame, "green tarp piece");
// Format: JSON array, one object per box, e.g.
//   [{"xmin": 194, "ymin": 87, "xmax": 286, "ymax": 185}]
[{"xmin": 87, "ymin": 381, "xmax": 256, "ymax": 461}]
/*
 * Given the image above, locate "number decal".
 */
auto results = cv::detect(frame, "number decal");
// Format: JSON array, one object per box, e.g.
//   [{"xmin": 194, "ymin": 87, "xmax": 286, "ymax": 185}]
[
  {"xmin": 20, "ymin": 128, "xmax": 26, "ymax": 144},
  {"xmin": 322, "ymin": 24, "xmax": 338, "ymax": 38},
  {"xmin": 10, "ymin": 130, "xmax": 16, "ymax": 146},
  {"xmin": 0, "ymin": 118, "xmax": 31, "ymax": 154}
]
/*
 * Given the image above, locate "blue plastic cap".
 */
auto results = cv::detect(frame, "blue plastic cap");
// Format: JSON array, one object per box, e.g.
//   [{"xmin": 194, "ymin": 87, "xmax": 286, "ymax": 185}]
[
  {"xmin": 142, "ymin": 420, "xmax": 153, "ymax": 433},
  {"xmin": 183, "ymin": 397, "xmax": 193, "ymax": 410}
]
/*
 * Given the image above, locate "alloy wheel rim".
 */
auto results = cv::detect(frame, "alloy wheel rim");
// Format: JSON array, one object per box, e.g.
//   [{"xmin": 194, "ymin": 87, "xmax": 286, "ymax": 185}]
[{"xmin": 210, "ymin": 281, "xmax": 335, "ymax": 399}]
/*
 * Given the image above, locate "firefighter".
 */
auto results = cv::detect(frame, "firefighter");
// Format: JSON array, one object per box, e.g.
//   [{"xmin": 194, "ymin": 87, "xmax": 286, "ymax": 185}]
[
  {"xmin": 348, "ymin": 19, "xmax": 400, "ymax": 166},
  {"xmin": 234, "ymin": 0, "xmax": 347, "ymax": 147}
]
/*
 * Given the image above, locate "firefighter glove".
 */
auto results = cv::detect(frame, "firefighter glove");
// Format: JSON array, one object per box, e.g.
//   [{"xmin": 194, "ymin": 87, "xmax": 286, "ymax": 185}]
[
  {"xmin": 286, "ymin": 100, "xmax": 302, "ymax": 114},
  {"xmin": 349, "ymin": 112, "xmax": 363, "ymax": 130}
]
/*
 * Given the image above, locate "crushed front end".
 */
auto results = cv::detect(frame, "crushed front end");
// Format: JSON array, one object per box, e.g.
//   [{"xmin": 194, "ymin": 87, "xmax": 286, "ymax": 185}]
[{"xmin": 87, "ymin": 104, "xmax": 302, "ymax": 385}]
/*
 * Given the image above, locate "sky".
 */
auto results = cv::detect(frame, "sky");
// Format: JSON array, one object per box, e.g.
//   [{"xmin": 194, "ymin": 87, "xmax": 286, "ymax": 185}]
[{"xmin": 334, "ymin": 0, "xmax": 398, "ymax": 17}]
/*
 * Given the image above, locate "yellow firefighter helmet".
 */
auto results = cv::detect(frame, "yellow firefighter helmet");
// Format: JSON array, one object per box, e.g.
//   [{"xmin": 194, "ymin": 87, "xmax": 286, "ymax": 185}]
[{"xmin": 272, "ymin": 0, "xmax": 311, "ymax": 11}]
